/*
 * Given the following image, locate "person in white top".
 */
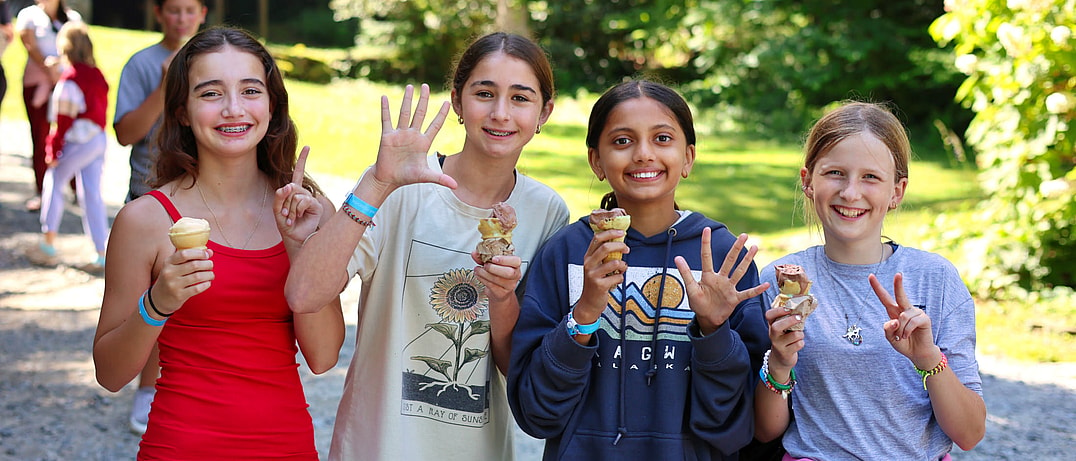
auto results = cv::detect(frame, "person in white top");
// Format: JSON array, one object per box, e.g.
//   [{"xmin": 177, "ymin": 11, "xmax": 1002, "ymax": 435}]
[
  {"xmin": 16, "ymin": 0, "xmax": 80, "ymax": 212},
  {"xmin": 286, "ymin": 32, "xmax": 569, "ymax": 461}
]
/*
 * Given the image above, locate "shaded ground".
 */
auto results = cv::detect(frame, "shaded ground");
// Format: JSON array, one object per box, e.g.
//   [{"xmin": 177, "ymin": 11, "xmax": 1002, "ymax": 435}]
[{"xmin": 1, "ymin": 121, "xmax": 1073, "ymax": 460}]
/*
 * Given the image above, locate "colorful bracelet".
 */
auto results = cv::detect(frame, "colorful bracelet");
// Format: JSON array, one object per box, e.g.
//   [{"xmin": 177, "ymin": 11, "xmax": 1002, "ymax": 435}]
[
  {"xmin": 344, "ymin": 193, "xmax": 378, "ymax": 218},
  {"xmin": 342, "ymin": 204, "xmax": 376, "ymax": 227},
  {"xmin": 138, "ymin": 290, "xmax": 167, "ymax": 327},
  {"xmin": 146, "ymin": 285, "xmax": 172, "ymax": 318},
  {"xmin": 760, "ymin": 349, "xmax": 796, "ymax": 399},
  {"xmin": 915, "ymin": 352, "xmax": 949, "ymax": 390}
]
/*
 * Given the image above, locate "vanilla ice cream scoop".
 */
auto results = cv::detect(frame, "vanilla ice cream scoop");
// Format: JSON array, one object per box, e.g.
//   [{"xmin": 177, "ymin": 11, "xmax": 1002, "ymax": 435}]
[{"xmin": 169, "ymin": 217, "xmax": 211, "ymax": 250}]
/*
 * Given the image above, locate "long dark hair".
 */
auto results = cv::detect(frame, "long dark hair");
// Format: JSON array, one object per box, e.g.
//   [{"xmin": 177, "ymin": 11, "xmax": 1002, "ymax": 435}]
[
  {"xmin": 587, "ymin": 80, "xmax": 695, "ymax": 209},
  {"xmin": 153, "ymin": 26, "xmax": 322, "ymax": 196}
]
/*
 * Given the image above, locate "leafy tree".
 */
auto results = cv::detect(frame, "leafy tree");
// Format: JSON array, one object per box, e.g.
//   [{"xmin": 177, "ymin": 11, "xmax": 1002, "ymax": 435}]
[
  {"xmin": 679, "ymin": 0, "xmax": 970, "ymax": 139},
  {"xmin": 329, "ymin": 0, "xmax": 502, "ymax": 84},
  {"xmin": 930, "ymin": 0, "xmax": 1074, "ymax": 294}
]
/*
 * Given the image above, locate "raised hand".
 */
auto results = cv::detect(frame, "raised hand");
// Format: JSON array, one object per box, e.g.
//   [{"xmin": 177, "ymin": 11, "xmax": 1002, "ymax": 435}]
[
  {"xmin": 870, "ymin": 272, "xmax": 939, "ymax": 367},
  {"xmin": 368, "ymin": 84, "xmax": 457, "ymax": 192},
  {"xmin": 674, "ymin": 229, "xmax": 770, "ymax": 335},
  {"xmin": 274, "ymin": 146, "xmax": 322, "ymax": 245}
]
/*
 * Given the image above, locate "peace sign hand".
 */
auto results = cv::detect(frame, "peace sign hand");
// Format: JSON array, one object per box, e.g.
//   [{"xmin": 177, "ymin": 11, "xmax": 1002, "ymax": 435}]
[
  {"xmin": 367, "ymin": 84, "xmax": 457, "ymax": 194},
  {"xmin": 674, "ymin": 229, "xmax": 771, "ymax": 335},
  {"xmin": 870, "ymin": 273, "xmax": 939, "ymax": 367}
]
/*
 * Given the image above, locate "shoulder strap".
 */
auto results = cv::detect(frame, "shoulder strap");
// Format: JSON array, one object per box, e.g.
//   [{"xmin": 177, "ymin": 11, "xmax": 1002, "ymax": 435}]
[{"xmin": 146, "ymin": 190, "xmax": 183, "ymax": 223}]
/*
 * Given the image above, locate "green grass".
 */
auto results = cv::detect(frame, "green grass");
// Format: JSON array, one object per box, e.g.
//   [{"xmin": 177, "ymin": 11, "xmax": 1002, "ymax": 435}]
[{"xmin": 3, "ymin": 26, "xmax": 1071, "ymax": 363}]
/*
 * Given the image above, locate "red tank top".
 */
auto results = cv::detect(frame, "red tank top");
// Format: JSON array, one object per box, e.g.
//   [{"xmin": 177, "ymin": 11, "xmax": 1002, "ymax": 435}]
[{"xmin": 138, "ymin": 191, "xmax": 317, "ymax": 460}]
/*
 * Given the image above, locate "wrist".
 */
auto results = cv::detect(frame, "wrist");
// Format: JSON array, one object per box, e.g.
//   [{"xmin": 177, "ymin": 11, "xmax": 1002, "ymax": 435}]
[
  {"xmin": 912, "ymin": 346, "xmax": 944, "ymax": 370},
  {"xmin": 566, "ymin": 307, "xmax": 601, "ymax": 336}
]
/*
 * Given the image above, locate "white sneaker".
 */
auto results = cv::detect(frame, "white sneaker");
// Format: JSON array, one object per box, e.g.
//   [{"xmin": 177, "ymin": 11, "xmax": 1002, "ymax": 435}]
[{"xmin": 129, "ymin": 387, "xmax": 156, "ymax": 435}]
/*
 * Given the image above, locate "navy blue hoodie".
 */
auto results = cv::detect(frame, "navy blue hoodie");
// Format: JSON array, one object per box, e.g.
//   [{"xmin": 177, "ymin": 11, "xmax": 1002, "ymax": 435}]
[{"xmin": 508, "ymin": 211, "xmax": 769, "ymax": 460}]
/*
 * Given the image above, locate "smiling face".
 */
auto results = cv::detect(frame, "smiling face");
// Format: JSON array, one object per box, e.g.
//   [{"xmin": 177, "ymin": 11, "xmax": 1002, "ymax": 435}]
[
  {"xmin": 587, "ymin": 96, "xmax": 695, "ymax": 212},
  {"xmin": 802, "ymin": 131, "xmax": 907, "ymax": 249},
  {"xmin": 156, "ymin": 0, "xmax": 207, "ymax": 45},
  {"xmin": 178, "ymin": 45, "xmax": 270, "ymax": 161},
  {"xmin": 452, "ymin": 51, "xmax": 553, "ymax": 161}
]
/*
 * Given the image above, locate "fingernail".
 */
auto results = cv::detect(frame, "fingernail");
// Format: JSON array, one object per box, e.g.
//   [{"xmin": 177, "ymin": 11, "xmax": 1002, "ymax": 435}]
[{"xmin": 795, "ymin": 315, "xmax": 802, "ymax": 321}]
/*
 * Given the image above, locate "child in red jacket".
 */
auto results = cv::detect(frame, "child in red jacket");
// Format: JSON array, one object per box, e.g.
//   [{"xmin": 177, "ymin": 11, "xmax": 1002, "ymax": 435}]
[{"xmin": 28, "ymin": 21, "xmax": 108, "ymax": 272}]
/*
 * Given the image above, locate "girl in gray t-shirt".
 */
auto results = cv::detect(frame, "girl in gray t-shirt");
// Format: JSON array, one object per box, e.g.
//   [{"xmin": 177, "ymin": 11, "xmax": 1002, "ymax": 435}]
[{"xmin": 753, "ymin": 101, "xmax": 986, "ymax": 461}]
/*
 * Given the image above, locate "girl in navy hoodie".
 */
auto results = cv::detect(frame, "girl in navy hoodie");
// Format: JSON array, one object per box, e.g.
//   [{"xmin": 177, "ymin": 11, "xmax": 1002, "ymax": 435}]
[{"xmin": 508, "ymin": 80, "xmax": 770, "ymax": 460}]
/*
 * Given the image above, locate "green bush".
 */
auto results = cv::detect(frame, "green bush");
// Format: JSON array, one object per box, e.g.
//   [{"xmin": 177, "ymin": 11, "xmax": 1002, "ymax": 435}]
[{"xmin": 930, "ymin": 0, "xmax": 1075, "ymax": 296}]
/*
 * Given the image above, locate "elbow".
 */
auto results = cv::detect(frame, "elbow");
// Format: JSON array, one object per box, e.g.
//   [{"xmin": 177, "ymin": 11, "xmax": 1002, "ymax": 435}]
[
  {"xmin": 285, "ymin": 283, "xmax": 323, "ymax": 314},
  {"xmin": 953, "ymin": 424, "xmax": 986, "ymax": 451},
  {"xmin": 753, "ymin": 427, "xmax": 782, "ymax": 444},
  {"xmin": 114, "ymin": 128, "xmax": 134, "ymax": 146},
  {"xmin": 93, "ymin": 366, "xmax": 127, "ymax": 393},
  {"xmin": 306, "ymin": 357, "xmax": 339, "ymax": 375}
]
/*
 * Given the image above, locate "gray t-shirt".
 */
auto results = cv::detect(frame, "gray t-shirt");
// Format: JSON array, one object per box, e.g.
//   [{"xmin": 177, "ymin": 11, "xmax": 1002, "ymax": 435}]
[
  {"xmin": 114, "ymin": 43, "xmax": 172, "ymax": 201},
  {"xmin": 761, "ymin": 244, "xmax": 982, "ymax": 461}
]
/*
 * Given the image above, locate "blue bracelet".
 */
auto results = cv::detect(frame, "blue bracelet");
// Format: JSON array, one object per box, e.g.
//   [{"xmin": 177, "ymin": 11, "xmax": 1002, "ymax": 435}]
[
  {"xmin": 344, "ymin": 193, "xmax": 378, "ymax": 218},
  {"xmin": 138, "ymin": 290, "xmax": 167, "ymax": 327},
  {"xmin": 566, "ymin": 308, "xmax": 600, "ymax": 335}
]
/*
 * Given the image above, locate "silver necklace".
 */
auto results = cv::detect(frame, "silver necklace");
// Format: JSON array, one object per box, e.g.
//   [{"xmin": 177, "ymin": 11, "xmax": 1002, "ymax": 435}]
[
  {"xmin": 819, "ymin": 243, "xmax": 886, "ymax": 346},
  {"xmin": 196, "ymin": 180, "xmax": 268, "ymax": 249}
]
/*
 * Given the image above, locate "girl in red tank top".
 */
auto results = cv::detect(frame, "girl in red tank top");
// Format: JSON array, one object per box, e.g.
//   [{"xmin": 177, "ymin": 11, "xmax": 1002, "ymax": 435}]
[{"xmin": 92, "ymin": 26, "xmax": 344, "ymax": 460}]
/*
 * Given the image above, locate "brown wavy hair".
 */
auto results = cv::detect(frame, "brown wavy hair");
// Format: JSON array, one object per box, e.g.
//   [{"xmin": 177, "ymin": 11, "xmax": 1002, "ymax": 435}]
[
  {"xmin": 153, "ymin": 26, "xmax": 322, "ymax": 196},
  {"xmin": 450, "ymin": 32, "xmax": 556, "ymax": 107}
]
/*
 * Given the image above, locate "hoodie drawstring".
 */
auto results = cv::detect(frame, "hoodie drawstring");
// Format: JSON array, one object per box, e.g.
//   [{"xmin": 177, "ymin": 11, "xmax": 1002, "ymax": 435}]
[
  {"xmin": 645, "ymin": 227, "xmax": 677, "ymax": 386},
  {"xmin": 614, "ymin": 274, "xmax": 628, "ymax": 445},
  {"xmin": 615, "ymin": 226, "xmax": 678, "ymax": 446}
]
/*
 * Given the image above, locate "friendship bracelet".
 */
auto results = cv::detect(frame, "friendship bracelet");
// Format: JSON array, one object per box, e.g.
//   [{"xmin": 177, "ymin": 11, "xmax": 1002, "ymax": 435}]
[
  {"xmin": 915, "ymin": 352, "xmax": 949, "ymax": 390},
  {"xmin": 344, "ymin": 193, "xmax": 378, "ymax": 218},
  {"xmin": 138, "ymin": 290, "xmax": 167, "ymax": 327},
  {"xmin": 760, "ymin": 349, "xmax": 796, "ymax": 399},
  {"xmin": 146, "ymin": 285, "xmax": 172, "ymax": 318},
  {"xmin": 342, "ymin": 204, "xmax": 376, "ymax": 227}
]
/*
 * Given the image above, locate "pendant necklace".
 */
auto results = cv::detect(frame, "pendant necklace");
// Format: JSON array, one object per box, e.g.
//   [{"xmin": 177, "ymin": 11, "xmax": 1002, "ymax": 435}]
[
  {"xmin": 196, "ymin": 180, "xmax": 268, "ymax": 250},
  {"xmin": 820, "ymin": 243, "xmax": 887, "ymax": 346}
]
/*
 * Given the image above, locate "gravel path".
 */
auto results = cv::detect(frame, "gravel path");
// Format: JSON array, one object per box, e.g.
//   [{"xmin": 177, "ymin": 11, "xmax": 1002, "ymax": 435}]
[{"xmin": 1, "ymin": 121, "xmax": 1073, "ymax": 460}]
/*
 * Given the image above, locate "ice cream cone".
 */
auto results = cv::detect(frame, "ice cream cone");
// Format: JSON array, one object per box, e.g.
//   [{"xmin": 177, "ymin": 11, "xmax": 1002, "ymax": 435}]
[
  {"xmin": 771, "ymin": 264, "xmax": 817, "ymax": 331},
  {"xmin": 476, "ymin": 203, "xmax": 517, "ymax": 263},
  {"xmin": 589, "ymin": 209, "xmax": 631, "ymax": 263},
  {"xmin": 169, "ymin": 217, "xmax": 211, "ymax": 250}
]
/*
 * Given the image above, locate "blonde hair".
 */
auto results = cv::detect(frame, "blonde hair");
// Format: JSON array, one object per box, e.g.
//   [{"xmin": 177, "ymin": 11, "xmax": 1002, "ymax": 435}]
[{"xmin": 57, "ymin": 22, "xmax": 95, "ymax": 67}]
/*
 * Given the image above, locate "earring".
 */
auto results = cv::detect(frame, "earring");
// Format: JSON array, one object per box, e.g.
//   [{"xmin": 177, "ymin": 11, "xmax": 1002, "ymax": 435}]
[
  {"xmin": 535, "ymin": 124, "xmax": 542, "ymax": 134},
  {"xmin": 889, "ymin": 202, "xmax": 899, "ymax": 210},
  {"xmin": 457, "ymin": 115, "xmax": 464, "ymax": 125},
  {"xmin": 801, "ymin": 185, "xmax": 808, "ymax": 191}
]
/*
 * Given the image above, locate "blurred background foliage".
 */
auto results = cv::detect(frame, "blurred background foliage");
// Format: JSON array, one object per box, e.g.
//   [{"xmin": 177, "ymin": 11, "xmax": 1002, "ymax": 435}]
[{"xmin": 929, "ymin": 0, "xmax": 1074, "ymax": 298}]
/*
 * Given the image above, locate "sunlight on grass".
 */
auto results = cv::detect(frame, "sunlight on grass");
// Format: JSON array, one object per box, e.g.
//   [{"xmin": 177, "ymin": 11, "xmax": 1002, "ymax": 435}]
[{"xmin": 1, "ymin": 26, "xmax": 1068, "ymax": 364}]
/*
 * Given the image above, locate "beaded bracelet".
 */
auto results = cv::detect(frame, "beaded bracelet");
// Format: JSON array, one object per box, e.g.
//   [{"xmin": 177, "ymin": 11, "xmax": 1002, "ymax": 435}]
[
  {"xmin": 344, "ymin": 193, "xmax": 378, "ymax": 218},
  {"xmin": 342, "ymin": 204, "xmax": 376, "ymax": 227},
  {"xmin": 915, "ymin": 352, "xmax": 949, "ymax": 390},
  {"xmin": 146, "ymin": 285, "xmax": 172, "ymax": 318},
  {"xmin": 760, "ymin": 349, "xmax": 797, "ymax": 399},
  {"xmin": 138, "ymin": 290, "xmax": 167, "ymax": 327}
]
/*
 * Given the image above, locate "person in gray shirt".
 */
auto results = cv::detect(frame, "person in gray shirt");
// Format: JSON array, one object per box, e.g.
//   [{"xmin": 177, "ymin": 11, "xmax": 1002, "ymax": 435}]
[
  {"xmin": 111, "ymin": 0, "xmax": 205, "ymax": 435},
  {"xmin": 754, "ymin": 101, "xmax": 986, "ymax": 461},
  {"xmin": 114, "ymin": 0, "xmax": 205, "ymax": 202}
]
